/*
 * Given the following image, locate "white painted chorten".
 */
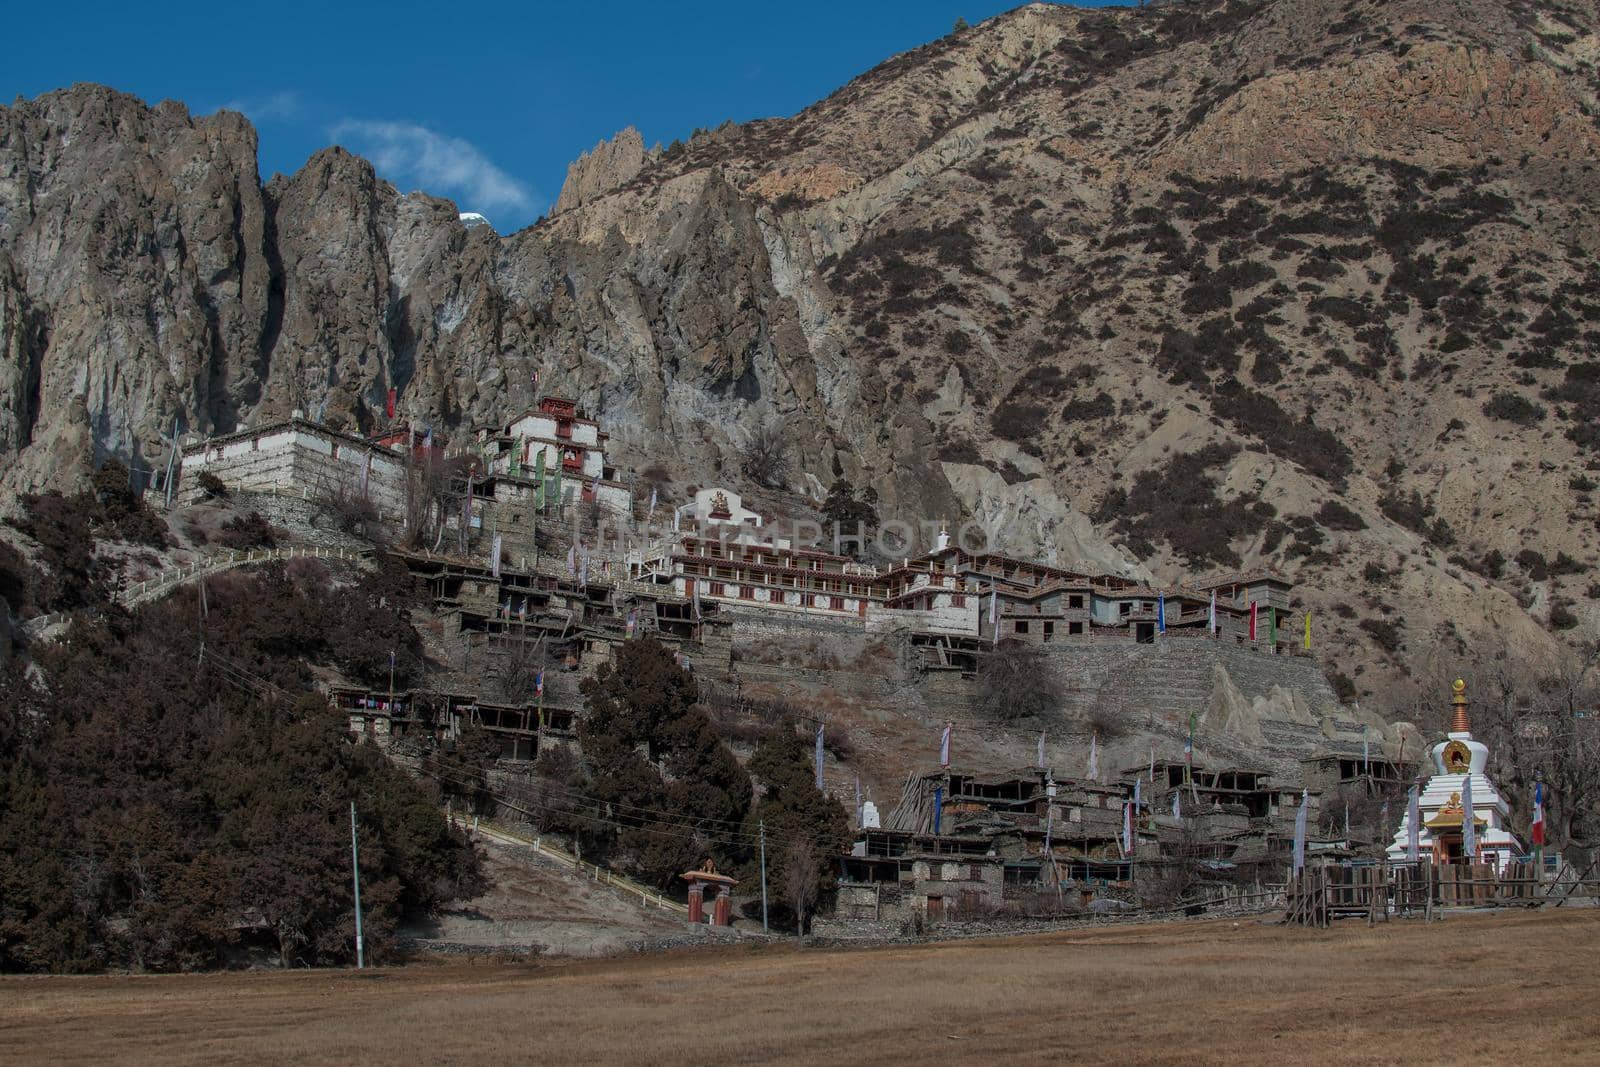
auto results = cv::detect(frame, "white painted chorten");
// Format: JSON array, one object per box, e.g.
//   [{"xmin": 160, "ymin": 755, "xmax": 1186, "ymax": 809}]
[{"xmin": 1387, "ymin": 680, "xmax": 1523, "ymax": 873}]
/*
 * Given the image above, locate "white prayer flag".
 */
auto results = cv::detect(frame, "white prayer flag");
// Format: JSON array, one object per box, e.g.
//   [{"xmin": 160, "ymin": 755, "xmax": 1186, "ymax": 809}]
[
  {"xmin": 1461, "ymin": 775, "xmax": 1476, "ymax": 862},
  {"xmin": 1037, "ymin": 732, "xmax": 1046, "ymax": 770},
  {"xmin": 1293, "ymin": 789, "xmax": 1309, "ymax": 873},
  {"xmin": 939, "ymin": 722, "xmax": 951, "ymax": 768},
  {"xmin": 1087, "ymin": 732, "xmax": 1099, "ymax": 782},
  {"xmin": 814, "ymin": 722, "xmax": 825, "ymax": 790},
  {"xmin": 1406, "ymin": 785, "xmax": 1421, "ymax": 862},
  {"xmin": 490, "ymin": 533, "xmax": 503, "ymax": 579}
]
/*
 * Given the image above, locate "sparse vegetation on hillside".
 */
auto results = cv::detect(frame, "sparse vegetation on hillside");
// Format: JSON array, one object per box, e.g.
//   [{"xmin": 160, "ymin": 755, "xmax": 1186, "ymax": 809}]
[{"xmin": 1097, "ymin": 444, "xmax": 1267, "ymax": 568}]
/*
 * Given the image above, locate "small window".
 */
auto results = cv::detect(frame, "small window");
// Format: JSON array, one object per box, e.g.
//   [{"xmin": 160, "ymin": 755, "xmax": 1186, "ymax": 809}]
[
  {"xmin": 1014, "ymin": 620, "xmax": 1030, "ymax": 634},
  {"xmin": 1069, "ymin": 621, "xmax": 1084, "ymax": 635},
  {"xmin": 709, "ymin": 581, "xmax": 725, "ymax": 596},
  {"xmin": 1120, "ymin": 603, "xmax": 1131, "ymax": 616},
  {"xmin": 952, "ymin": 595, "xmax": 966, "ymax": 608},
  {"xmin": 1069, "ymin": 595, "xmax": 1084, "ymax": 609},
  {"xmin": 830, "ymin": 596, "xmax": 845, "ymax": 611},
  {"xmin": 1043, "ymin": 621, "xmax": 1055, "ymax": 638}
]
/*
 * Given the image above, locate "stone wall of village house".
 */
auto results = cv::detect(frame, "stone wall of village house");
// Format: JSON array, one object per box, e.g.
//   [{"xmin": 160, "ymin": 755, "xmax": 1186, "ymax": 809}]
[
  {"xmin": 179, "ymin": 426, "xmax": 408, "ymax": 513},
  {"xmin": 911, "ymin": 856, "xmax": 1007, "ymax": 917}
]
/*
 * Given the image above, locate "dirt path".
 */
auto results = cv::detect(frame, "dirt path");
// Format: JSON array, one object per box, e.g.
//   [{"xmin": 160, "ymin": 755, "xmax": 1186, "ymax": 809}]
[{"xmin": 3, "ymin": 909, "xmax": 1597, "ymax": 1065}]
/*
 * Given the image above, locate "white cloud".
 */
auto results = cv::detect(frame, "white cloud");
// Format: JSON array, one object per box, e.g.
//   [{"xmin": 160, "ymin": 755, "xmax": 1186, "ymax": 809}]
[
  {"xmin": 216, "ymin": 90, "xmax": 303, "ymax": 123},
  {"xmin": 330, "ymin": 119, "xmax": 535, "ymax": 217}
]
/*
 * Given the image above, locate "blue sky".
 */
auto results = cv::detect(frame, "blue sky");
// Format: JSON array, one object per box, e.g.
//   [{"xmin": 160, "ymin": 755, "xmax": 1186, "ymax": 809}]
[{"xmin": 7, "ymin": 1, "xmax": 1120, "ymax": 232}]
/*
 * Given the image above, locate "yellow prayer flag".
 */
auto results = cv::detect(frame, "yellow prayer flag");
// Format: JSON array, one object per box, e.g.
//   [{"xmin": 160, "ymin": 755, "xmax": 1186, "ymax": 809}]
[{"xmin": 1303, "ymin": 611, "xmax": 1312, "ymax": 650}]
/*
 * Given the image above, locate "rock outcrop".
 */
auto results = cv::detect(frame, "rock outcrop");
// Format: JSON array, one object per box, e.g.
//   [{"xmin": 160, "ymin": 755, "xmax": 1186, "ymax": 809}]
[{"xmin": 552, "ymin": 127, "xmax": 648, "ymax": 214}]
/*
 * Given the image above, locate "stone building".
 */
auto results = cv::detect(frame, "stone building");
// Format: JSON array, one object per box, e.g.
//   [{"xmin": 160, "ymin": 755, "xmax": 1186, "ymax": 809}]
[
  {"xmin": 176, "ymin": 414, "xmax": 414, "ymax": 513},
  {"xmin": 473, "ymin": 396, "xmax": 632, "ymax": 515}
]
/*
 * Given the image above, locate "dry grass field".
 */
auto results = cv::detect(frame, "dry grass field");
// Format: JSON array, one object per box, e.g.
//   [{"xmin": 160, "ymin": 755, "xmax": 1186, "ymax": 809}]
[{"xmin": 3, "ymin": 909, "xmax": 1597, "ymax": 1065}]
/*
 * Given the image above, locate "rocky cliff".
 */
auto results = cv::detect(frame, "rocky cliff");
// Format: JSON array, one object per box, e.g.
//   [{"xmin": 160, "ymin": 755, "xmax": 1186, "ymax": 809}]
[{"xmin": 2, "ymin": 0, "xmax": 1599, "ymax": 714}]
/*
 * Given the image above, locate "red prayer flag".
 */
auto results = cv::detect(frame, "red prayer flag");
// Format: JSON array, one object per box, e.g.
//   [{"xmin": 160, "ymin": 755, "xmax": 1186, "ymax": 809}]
[{"xmin": 385, "ymin": 387, "xmax": 397, "ymax": 418}]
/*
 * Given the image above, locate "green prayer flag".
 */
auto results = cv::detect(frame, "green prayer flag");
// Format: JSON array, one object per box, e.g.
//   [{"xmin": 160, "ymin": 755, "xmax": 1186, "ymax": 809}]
[{"xmin": 534, "ymin": 447, "xmax": 546, "ymax": 509}]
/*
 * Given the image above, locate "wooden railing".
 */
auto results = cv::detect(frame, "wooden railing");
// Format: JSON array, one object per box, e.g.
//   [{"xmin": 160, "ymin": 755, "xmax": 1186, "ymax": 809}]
[{"xmin": 118, "ymin": 545, "xmax": 369, "ymax": 608}]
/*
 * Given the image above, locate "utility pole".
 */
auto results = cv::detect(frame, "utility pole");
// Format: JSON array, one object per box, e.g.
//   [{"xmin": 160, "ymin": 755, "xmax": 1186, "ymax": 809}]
[
  {"xmin": 350, "ymin": 801, "xmax": 365, "ymax": 969},
  {"xmin": 759, "ymin": 819, "xmax": 769, "ymax": 934}
]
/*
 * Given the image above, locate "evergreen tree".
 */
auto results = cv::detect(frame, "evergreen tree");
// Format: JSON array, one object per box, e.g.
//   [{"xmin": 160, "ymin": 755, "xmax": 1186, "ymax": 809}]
[
  {"xmin": 577, "ymin": 638, "xmax": 753, "ymax": 886},
  {"xmin": 743, "ymin": 723, "xmax": 850, "ymax": 932}
]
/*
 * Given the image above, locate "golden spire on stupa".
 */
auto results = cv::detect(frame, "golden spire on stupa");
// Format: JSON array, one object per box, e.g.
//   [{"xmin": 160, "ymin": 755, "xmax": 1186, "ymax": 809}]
[{"xmin": 1450, "ymin": 678, "xmax": 1471, "ymax": 734}]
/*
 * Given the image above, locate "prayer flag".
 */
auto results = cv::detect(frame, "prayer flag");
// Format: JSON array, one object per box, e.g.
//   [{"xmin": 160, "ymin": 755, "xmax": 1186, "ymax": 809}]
[
  {"xmin": 1172, "ymin": 791, "xmax": 1181, "ymax": 818},
  {"xmin": 1149, "ymin": 743, "xmax": 1155, "ymax": 783},
  {"xmin": 1087, "ymin": 732, "xmax": 1100, "ymax": 782},
  {"xmin": 1303, "ymin": 610, "xmax": 1311, "ymax": 650},
  {"xmin": 1532, "ymin": 780, "xmax": 1546, "ymax": 847},
  {"xmin": 1268, "ymin": 605, "xmax": 1277, "ymax": 645},
  {"xmin": 625, "ymin": 609, "xmax": 637, "ymax": 638},
  {"xmin": 933, "ymin": 787, "xmax": 944, "ymax": 834},
  {"xmin": 490, "ymin": 533, "xmax": 502, "ymax": 579},
  {"xmin": 815, "ymin": 722, "xmax": 825, "ymax": 790},
  {"xmin": 1157, "ymin": 594, "xmax": 1166, "ymax": 634},
  {"xmin": 1122, "ymin": 800, "xmax": 1133, "ymax": 856},
  {"xmin": 1208, "ymin": 590, "xmax": 1217, "ymax": 635},
  {"xmin": 359, "ymin": 453, "xmax": 371, "ymax": 497},
  {"xmin": 1462, "ymin": 776, "xmax": 1477, "ymax": 861},
  {"xmin": 1037, "ymin": 731, "xmax": 1046, "ymax": 770},
  {"xmin": 988, "ymin": 585, "xmax": 999, "ymax": 646},
  {"xmin": 647, "ymin": 487, "xmax": 657, "ymax": 523},
  {"xmin": 1133, "ymin": 776, "xmax": 1142, "ymax": 820},
  {"xmin": 1407, "ymin": 785, "xmax": 1421, "ymax": 862},
  {"xmin": 855, "ymin": 775, "xmax": 862, "ymax": 828},
  {"xmin": 534, "ymin": 448, "xmax": 546, "ymax": 508},
  {"xmin": 534, "ymin": 668, "xmax": 544, "ymax": 698},
  {"xmin": 1293, "ymin": 789, "xmax": 1309, "ymax": 873},
  {"xmin": 939, "ymin": 722, "xmax": 951, "ymax": 768},
  {"xmin": 386, "ymin": 388, "xmax": 396, "ymax": 418},
  {"xmin": 1249, "ymin": 600, "xmax": 1258, "ymax": 642}
]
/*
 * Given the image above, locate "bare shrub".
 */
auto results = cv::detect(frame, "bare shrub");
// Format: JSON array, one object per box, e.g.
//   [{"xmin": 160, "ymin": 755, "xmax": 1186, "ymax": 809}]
[
  {"xmin": 976, "ymin": 639, "xmax": 1063, "ymax": 723},
  {"xmin": 740, "ymin": 412, "xmax": 792, "ymax": 489},
  {"xmin": 785, "ymin": 838, "xmax": 821, "ymax": 941}
]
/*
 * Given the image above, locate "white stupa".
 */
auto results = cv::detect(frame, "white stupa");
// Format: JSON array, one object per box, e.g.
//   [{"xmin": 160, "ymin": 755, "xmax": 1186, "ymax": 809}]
[{"xmin": 1387, "ymin": 679, "xmax": 1523, "ymax": 873}]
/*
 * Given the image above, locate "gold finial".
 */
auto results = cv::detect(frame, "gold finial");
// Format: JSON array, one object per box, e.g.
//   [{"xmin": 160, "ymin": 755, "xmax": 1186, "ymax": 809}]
[{"xmin": 1450, "ymin": 678, "xmax": 1470, "ymax": 734}]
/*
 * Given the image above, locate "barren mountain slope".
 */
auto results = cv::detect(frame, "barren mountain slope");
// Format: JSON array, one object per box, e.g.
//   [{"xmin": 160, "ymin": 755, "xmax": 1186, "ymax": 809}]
[{"xmin": 1, "ymin": 0, "xmax": 1598, "ymax": 713}]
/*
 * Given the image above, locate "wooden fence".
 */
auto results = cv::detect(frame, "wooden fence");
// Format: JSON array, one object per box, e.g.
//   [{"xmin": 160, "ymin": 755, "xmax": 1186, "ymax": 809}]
[{"xmin": 1285, "ymin": 860, "xmax": 1584, "ymax": 927}]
